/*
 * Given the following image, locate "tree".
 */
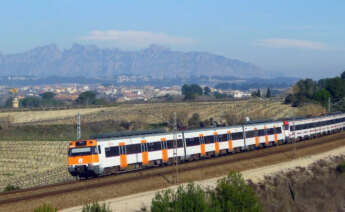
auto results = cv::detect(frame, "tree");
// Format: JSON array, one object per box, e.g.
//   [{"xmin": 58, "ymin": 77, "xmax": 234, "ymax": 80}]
[
  {"xmin": 341, "ymin": 70, "xmax": 345, "ymax": 80},
  {"xmin": 150, "ymin": 172, "xmax": 262, "ymax": 212},
  {"xmin": 313, "ymin": 88, "xmax": 331, "ymax": 107},
  {"xmin": 257, "ymin": 88, "xmax": 261, "ymax": 97},
  {"xmin": 266, "ymin": 88, "xmax": 272, "ymax": 98},
  {"xmin": 204, "ymin": 86, "xmax": 211, "ymax": 95},
  {"xmin": 188, "ymin": 113, "xmax": 201, "ymax": 129},
  {"xmin": 151, "ymin": 183, "xmax": 209, "ymax": 212},
  {"xmin": 20, "ymin": 96, "xmax": 41, "ymax": 108},
  {"xmin": 75, "ymin": 91, "xmax": 97, "ymax": 105},
  {"xmin": 182, "ymin": 84, "xmax": 203, "ymax": 100},
  {"xmin": 40, "ymin": 92, "xmax": 56, "ymax": 100},
  {"xmin": 209, "ymin": 172, "xmax": 262, "ymax": 212}
]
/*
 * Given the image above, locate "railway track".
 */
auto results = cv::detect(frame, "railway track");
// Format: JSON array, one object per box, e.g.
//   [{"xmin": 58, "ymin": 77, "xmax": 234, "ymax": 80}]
[{"xmin": 1, "ymin": 131, "xmax": 345, "ymax": 211}]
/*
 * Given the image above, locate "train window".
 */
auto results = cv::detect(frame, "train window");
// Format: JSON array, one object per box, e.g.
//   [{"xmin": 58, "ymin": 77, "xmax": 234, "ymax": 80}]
[
  {"xmin": 147, "ymin": 142, "xmax": 161, "ymax": 151},
  {"xmin": 105, "ymin": 146, "xmax": 119, "ymax": 157},
  {"xmin": 166, "ymin": 139, "xmax": 184, "ymax": 148},
  {"xmin": 276, "ymin": 127, "xmax": 282, "ymax": 134},
  {"xmin": 219, "ymin": 134, "xmax": 228, "ymax": 142},
  {"xmin": 126, "ymin": 144, "xmax": 141, "ymax": 154},
  {"xmin": 258, "ymin": 129, "xmax": 265, "ymax": 136},
  {"xmin": 186, "ymin": 137, "xmax": 199, "ymax": 146},
  {"xmin": 246, "ymin": 130, "xmax": 254, "ymax": 138},
  {"xmin": 204, "ymin": 135, "xmax": 214, "ymax": 144},
  {"xmin": 232, "ymin": 132, "xmax": 243, "ymax": 140},
  {"xmin": 268, "ymin": 128, "xmax": 275, "ymax": 135}
]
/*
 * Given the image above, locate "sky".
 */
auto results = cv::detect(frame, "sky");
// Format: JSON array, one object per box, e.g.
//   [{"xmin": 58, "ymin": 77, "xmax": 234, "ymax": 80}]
[{"xmin": 0, "ymin": 0, "xmax": 344, "ymax": 79}]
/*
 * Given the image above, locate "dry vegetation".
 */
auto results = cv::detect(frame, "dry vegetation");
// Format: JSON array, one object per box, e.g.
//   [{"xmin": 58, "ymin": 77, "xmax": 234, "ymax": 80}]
[
  {"xmin": 0, "ymin": 99, "xmax": 325, "ymax": 127},
  {"xmin": 251, "ymin": 156, "xmax": 345, "ymax": 212}
]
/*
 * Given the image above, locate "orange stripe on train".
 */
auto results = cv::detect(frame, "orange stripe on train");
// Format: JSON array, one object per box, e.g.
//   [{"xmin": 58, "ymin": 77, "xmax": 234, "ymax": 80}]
[{"xmin": 68, "ymin": 154, "xmax": 99, "ymax": 165}]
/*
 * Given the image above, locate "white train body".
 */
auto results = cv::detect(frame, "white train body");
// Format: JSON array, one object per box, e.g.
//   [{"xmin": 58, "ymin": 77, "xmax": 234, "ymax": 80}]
[{"xmin": 68, "ymin": 113, "xmax": 345, "ymax": 178}]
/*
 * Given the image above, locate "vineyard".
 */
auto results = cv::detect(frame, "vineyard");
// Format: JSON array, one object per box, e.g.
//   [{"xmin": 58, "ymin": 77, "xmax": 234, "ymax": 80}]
[{"xmin": 0, "ymin": 141, "xmax": 73, "ymax": 191}]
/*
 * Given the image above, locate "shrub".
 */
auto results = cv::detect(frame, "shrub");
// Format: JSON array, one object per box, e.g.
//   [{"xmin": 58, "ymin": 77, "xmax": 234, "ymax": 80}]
[
  {"xmin": 151, "ymin": 183, "xmax": 209, "ymax": 212},
  {"xmin": 3, "ymin": 184, "xmax": 20, "ymax": 192},
  {"xmin": 209, "ymin": 172, "xmax": 262, "ymax": 212},
  {"xmin": 336, "ymin": 162, "xmax": 345, "ymax": 174},
  {"xmin": 151, "ymin": 172, "xmax": 262, "ymax": 212},
  {"xmin": 33, "ymin": 204, "xmax": 58, "ymax": 212},
  {"xmin": 82, "ymin": 202, "xmax": 112, "ymax": 212}
]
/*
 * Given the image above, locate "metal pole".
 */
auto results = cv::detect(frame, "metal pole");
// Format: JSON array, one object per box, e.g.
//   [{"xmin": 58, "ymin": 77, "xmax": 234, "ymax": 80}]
[
  {"xmin": 173, "ymin": 112, "xmax": 178, "ymax": 184},
  {"xmin": 328, "ymin": 97, "xmax": 331, "ymax": 113},
  {"xmin": 76, "ymin": 112, "xmax": 81, "ymax": 140}
]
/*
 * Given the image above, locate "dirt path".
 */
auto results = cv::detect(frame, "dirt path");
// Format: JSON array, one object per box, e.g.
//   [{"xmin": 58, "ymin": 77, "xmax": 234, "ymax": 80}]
[{"xmin": 63, "ymin": 145, "xmax": 345, "ymax": 212}]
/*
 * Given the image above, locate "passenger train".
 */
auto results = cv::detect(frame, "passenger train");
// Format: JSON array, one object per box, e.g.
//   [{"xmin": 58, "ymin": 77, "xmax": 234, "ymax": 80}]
[{"xmin": 68, "ymin": 113, "xmax": 345, "ymax": 178}]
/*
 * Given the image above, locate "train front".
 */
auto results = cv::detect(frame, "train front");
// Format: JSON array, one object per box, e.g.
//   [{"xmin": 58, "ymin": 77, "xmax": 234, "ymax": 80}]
[{"xmin": 68, "ymin": 140, "xmax": 101, "ymax": 178}]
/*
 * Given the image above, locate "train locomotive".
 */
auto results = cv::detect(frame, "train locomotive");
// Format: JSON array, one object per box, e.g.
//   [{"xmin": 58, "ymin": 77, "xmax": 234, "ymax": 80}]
[{"xmin": 68, "ymin": 113, "xmax": 345, "ymax": 178}]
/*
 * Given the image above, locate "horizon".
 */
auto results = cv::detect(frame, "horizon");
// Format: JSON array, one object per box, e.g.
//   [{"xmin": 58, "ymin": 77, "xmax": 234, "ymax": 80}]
[{"xmin": 1, "ymin": 1, "xmax": 345, "ymax": 79}]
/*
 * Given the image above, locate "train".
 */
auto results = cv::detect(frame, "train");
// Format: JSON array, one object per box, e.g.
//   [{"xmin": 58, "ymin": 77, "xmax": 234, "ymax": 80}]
[{"xmin": 68, "ymin": 112, "xmax": 345, "ymax": 178}]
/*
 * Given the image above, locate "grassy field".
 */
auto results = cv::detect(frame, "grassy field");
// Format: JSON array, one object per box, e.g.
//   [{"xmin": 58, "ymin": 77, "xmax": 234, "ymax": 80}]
[{"xmin": 0, "ymin": 99, "xmax": 326, "ymax": 191}]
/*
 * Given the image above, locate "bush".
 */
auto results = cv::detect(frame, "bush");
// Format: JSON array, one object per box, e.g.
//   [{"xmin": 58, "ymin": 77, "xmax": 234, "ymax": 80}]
[
  {"xmin": 3, "ymin": 184, "xmax": 20, "ymax": 192},
  {"xmin": 151, "ymin": 183, "xmax": 209, "ymax": 212},
  {"xmin": 82, "ymin": 202, "xmax": 112, "ymax": 212},
  {"xmin": 33, "ymin": 204, "xmax": 58, "ymax": 212},
  {"xmin": 336, "ymin": 162, "xmax": 345, "ymax": 174},
  {"xmin": 151, "ymin": 172, "xmax": 262, "ymax": 212},
  {"xmin": 209, "ymin": 172, "xmax": 262, "ymax": 212}
]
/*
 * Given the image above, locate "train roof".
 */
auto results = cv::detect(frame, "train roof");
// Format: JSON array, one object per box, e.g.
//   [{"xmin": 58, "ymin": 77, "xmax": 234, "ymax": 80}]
[{"xmin": 90, "ymin": 129, "xmax": 168, "ymax": 140}]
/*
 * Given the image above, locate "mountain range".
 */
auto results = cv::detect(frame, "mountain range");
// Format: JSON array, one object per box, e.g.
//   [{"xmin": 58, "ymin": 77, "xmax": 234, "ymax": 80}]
[{"xmin": 0, "ymin": 44, "xmax": 266, "ymax": 79}]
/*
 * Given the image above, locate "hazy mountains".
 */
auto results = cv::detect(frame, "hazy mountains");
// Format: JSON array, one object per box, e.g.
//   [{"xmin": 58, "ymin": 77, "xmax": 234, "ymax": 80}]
[{"xmin": 0, "ymin": 44, "xmax": 265, "ymax": 79}]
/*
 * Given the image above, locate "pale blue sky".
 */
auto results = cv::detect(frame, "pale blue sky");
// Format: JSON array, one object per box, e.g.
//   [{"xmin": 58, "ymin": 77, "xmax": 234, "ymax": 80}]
[{"xmin": 1, "ymin": 1, "xmax": 344, "ymax": 78}]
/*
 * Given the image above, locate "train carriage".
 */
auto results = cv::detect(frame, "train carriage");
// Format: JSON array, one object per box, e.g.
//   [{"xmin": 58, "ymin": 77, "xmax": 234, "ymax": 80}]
[
  {"xmin": 68, "ymin": 113, "xmax": 345, "ymax": 178},
  {"xmin": 183, "ymin": 125, "xmax": 245, "ymax": 159},
  {"xmin": 243, "ymin": 121, "xmax": 285, "ymax": 149}
]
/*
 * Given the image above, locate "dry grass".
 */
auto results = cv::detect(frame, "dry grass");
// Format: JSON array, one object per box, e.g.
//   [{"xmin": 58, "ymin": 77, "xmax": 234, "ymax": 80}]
[
  {"xmin": 7, "ymin": 99, "xmax": 311, "ymax": 127},
  {"xmin": 252, "ymin": 156, "xmax": 345, "ymax": 212}
]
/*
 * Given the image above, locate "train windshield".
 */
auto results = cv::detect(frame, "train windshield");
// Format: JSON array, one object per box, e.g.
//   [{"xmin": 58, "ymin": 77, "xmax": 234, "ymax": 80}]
[{"xmin": 69, "ymin": 147, "xmax": 97, "ymax": 156}]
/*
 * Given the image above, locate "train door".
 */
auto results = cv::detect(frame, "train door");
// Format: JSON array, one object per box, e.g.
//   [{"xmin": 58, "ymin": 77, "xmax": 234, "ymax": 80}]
[
  {"xmin": 199, "ymin": 134, "xmax": 205, "ymax": 156},
  {"xmin": 161, "ymin": 138, "xmax": 168, "ymax": 162},
  {"xmin": 141, "ymin": 140, "xmax": 149, "ymax": 165},
  {"xmin": 227, "ymin": 130, "xmax": 233, "ymax": 151},
  {"xmin": 214, "ymin": 132, "xmax": 220, "ymax": 154},
  {"xmin": 119, "ymin": 142, "xmax": 127, "ymax": 169}
]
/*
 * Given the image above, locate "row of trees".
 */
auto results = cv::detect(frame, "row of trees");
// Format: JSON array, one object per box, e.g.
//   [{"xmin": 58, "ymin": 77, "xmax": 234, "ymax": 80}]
[
  {"xmin": 181, "ymin": 84, "xmax": 230, "ymax": 100},
  {"xmin": 284, "ymin": 71, "xmax": 345, "ymax": 110},
  {"xmin": 251, "ymin": 88, "xmax": 272, "ymax": 98},
  {"xmin": 6, "ymin": 91, "xmax": 106, "ymax": 108}
]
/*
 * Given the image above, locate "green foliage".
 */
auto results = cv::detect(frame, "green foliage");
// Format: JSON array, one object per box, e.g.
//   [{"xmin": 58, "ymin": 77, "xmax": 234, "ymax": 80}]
[
  {"xmin": 3, "ymin": 184, "xmax": 20, "ymax": 192},
  {"xmin": 5, "ymin": 97, "xmax": 13, "ymax": 108},
  {"xmin": 151, "ymin": 183, "xmax": 209, "ymax": 212},
  {"xmin": 336, "ymin": 162, "xmax": 345, "ymax": 174},
  {"xmin": 188, "ymin": 113, "xmax": 201, "ymax": 129},
  {"xmin": 33, "ymin": 204, "xmax": 58, "ymax": 212},
  {"xmin": 20, "ymin": 96, "xmax": 41, "ymax": 107},
  {"xmin": 210, "ymin": 172, "xmax": 262, "ymax": 212},
  {"xmin": 40, "ymin": 92, "xmax": 56, "ymax": 100},
  {"xmin": 82, "ymin": 202, "xmax": 112, "ymax": 212},
  {"xmin": 312, "ymin": 88, "xmax": 330, "ymax": 107},
  {"xmin": 151, "ymin": 172, "xmax": 262, "ymax": 212},
  {"xmin": 182, "ymin": 84, "xmax": 203, "ymax": 100},
  {"xmin": 75, "ymin": 91, "xmax": 97, "ymax": 105},
  {"xmin": 213, "ymin": 92, "xmax": 227, "ymax": 99},
  {"xmin": 204, "ymin": 86, "xmax": 211, "ymax": 95}
]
